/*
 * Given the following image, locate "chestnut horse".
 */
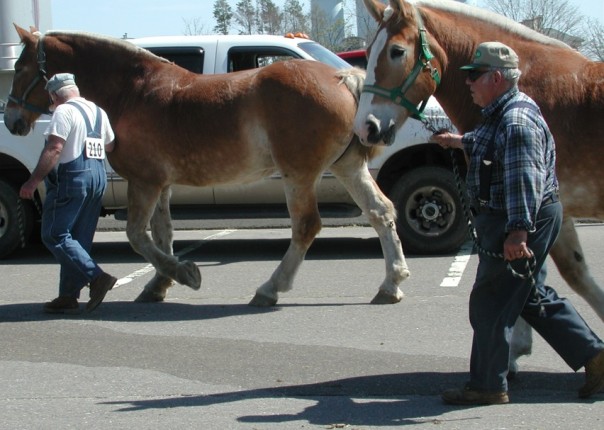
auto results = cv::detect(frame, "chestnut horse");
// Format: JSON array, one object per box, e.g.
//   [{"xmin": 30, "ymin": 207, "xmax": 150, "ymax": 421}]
[
  {"xmin": 355, "ymin": 0, "xmax": 604, "ymax": 372},
  {"xmin": 5, "ymin": 26, "xmax": 410, "ymax": 306}
]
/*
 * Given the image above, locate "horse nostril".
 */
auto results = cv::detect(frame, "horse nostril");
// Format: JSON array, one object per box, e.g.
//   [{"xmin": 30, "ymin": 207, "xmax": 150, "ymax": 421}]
[
  {"xmin": 382, "ymin": 119, "xmax": 397, "ymax": 146},
  {"xmin": 366, "ymin": 118, "xmax": 381, "ymax": 144},
  {"xmin": 9, "ymin": 118, "xmax": 29, "ymax": 136}
]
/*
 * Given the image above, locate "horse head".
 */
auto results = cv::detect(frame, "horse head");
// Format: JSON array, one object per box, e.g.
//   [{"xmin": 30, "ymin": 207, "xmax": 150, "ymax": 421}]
[
  {"xmin": 354, "ymin": 0, "xmax": 443, "ymax": 146},
  {"xmin": 4, "ymin": 25, "xmax": 52, "ymax": 136}
]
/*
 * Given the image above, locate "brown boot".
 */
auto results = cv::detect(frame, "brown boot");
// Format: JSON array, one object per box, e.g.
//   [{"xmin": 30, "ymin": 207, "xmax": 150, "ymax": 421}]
[
  {"xmin": 87, "ymin": 272, "xmax": 117, "ymax": 312},
  {"xmin": 44, "ymin": 297, "xmax": 80, "ymax": 314},
  {"xmin": 579, "ymin": 349, "xmax": 604, "ymax": 398},
  {"xmin": 442, "ymin": 386, "xmax": 509, "ymax": 405}
]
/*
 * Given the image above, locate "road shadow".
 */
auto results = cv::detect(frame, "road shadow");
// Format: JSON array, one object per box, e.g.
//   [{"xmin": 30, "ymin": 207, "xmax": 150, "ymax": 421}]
[
  {"xmin": 0, "ymin": 300, "xmax": 375, "ymax": 323},
  {"xmin": 100, "ymin": 371, "xmax": 589, "ymax": 426},
  {"xmin": 2, "ymin": 235, "xmax": 433, "ymax": 266}
]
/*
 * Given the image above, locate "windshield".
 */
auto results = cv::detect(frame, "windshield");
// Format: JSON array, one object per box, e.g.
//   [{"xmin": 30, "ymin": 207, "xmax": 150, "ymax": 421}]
[{"xmin": 298, "ymin": 41, "xmax": 352, "ymax": 69}]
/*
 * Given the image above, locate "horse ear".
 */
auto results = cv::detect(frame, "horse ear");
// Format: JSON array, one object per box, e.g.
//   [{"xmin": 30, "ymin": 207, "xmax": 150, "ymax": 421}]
[
  {"xmin": 390, "ymin": 0, "xmax": 415, "ymax": 21},
  {"xmin": 14, "ymin": 24, "xmax": 37, "ymax": 44},
  {"xmin": 363, "ymin": 0, "xmax": 387, "ymax": 23}
]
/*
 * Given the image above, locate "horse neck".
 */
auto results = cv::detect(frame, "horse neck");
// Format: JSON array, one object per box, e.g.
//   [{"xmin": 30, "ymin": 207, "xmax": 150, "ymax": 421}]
[
  {"xmin": 420, "ymin": 8, "xmax": 483, "ymax": 132},
  {"xmin": 419, "ymin": 3, "xmax": 597, "ymax": 131},
  {"xmin": 45, "ymin": 33, "xmax": 138, "ymax": 119}
]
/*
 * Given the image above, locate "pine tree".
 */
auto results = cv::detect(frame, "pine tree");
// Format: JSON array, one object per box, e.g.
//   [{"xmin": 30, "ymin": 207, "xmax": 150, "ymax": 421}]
[
  {"xmin": 213, "ymin": 0, "xmax": 233, "ymax": 35},
  {"xmin": 235, "ymin": 0, "xmax": 256, "ymax": 35},
  {"xmin": 283, "ymin": 0, "xmax": 310, "ymax": 34}
]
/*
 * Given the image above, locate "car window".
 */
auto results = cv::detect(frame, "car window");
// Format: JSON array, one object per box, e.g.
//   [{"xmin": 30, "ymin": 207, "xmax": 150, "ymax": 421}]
[
  {"xmin": 228, "ymin": 47, "xmax": 300, "ymax": 72},
  {"xmin": 147, "ymin": 47, "xmax": 205, "ymax": 74},
  {"xmin": 298, "ymin": 42, "xmax": 351, "ymax": 69}
]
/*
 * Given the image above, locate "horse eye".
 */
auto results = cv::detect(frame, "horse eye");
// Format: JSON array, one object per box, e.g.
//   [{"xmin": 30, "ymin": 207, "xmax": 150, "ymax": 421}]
[{"xmin": 390, "ymin": 46, "xmax": 406, "ymax": 60}]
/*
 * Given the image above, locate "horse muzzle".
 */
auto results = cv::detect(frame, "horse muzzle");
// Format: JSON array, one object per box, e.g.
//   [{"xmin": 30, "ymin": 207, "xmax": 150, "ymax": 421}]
[
  {"xmin": 3, "ymin": 108, "xmax": 33, "ymax": 136},
  {"xmin": 362, "ymin": 114, "xmax": 397, "ymax": 146}
]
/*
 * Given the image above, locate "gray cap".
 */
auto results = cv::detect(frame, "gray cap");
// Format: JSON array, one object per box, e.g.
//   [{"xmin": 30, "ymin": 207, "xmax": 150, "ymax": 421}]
[
  {"xmin": 460, "ymin": 42, "xmax": 519, "ymax": 70},
  {"xmin": 45, "ymin": 73, "xmax": 77, "ymax": 93}
]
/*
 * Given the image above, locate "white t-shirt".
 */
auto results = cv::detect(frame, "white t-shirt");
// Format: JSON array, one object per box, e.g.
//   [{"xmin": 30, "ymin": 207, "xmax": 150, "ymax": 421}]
[{"xmin": 44, "ymin": 97, "xmax": 115, "ymax": 164}]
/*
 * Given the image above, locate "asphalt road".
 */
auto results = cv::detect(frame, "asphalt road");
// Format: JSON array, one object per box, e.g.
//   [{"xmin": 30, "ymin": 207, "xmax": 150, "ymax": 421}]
[{"xmin": 1, "ymin": 223, "xmax": 603, "ymax": 429}]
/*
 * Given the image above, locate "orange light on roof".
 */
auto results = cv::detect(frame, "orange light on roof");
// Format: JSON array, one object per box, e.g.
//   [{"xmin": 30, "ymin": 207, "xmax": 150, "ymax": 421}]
[{"xmin": 284, "ymin": 32, "xmax": 309, "ymax": 39}]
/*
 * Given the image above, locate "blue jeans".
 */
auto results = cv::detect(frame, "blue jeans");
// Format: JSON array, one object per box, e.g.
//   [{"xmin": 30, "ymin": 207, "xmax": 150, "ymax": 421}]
[
  {"xmin": 468, "ymin": 201, "xmax": 604, "ymax": 392},
  {"xmin": 42, "ymin": 153, "xmax": 106, "ymax": 299}
]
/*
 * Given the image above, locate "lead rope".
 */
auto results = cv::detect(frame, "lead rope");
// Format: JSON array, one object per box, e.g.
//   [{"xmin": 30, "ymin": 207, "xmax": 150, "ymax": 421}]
[
  {"xmin": 16, "ymin": 197, "xmax": 26, "ymax": 249},
  {"xmin": 16, "ymin": 195, "xmax": 43, "ymax": 249},
  {"xmin": 419, "ymin": 118, "xmax": 545, "ymax": 316}
]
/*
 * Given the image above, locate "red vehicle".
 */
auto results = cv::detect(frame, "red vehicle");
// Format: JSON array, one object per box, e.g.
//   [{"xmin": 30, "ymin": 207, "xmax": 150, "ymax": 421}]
[{"xmin": 336, "ymin": 49, "xmax": 368, "ymax": 69}]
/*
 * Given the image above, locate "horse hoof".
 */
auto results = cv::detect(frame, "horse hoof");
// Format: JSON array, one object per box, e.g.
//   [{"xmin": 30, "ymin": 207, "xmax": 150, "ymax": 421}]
[
  {"xmin": 177, "ymin": 260, "xmax": 202, "ymax": 290},
  {"xmin": 249, "ymin": 293, "xmax": 278, "ymax": 307},
  {"xmin": 370, "ymin": 290, "xmax": 404, "ymax": 304},
  {"xmin": 135, "ymin": 289, "xmax": 166, "ymax": 302}
]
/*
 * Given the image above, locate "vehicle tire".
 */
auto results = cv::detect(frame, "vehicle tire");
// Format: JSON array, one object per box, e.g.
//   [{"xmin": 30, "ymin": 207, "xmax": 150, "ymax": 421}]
[
  {"xmin": 388, "ymin": 166, "xmax": 469, "ymax": 254},
  {"xmin": 0, "ymin": 180, "xmax": 35, "ymax": 259}
]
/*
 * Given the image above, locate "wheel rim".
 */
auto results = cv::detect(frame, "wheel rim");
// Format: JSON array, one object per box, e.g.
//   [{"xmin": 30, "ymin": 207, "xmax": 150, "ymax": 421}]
[{"xmin": 403, "ymin": 185, "xmax": 457, "ymax": 237}]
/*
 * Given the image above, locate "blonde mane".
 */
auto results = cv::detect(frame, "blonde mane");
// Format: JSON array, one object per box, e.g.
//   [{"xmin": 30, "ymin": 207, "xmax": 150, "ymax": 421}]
[
  {"xmin": 415, "ymin": 0, "xmax": 572, "ymax": 50},
  {"xmin": 45, "ymin": 30, "xmax": 169, "ymax": 63}
]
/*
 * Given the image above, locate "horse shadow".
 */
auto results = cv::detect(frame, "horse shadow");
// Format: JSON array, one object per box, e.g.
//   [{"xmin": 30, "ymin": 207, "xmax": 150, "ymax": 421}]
[
  {"xmin": 1, "ymin": 235, "xmax": 427, "ymax": 267},
  {"xmin": 0, "ymin": 300, "xmax": 375, "ymax": 323},
  {"xmin": 100, "ymin": 371, "xmax": 589, "ymax": 427}
]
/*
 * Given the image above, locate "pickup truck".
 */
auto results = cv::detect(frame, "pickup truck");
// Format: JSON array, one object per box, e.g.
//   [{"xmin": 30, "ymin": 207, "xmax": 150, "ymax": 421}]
[{"xmin": 0, "ymin": 34, "xmax": 464, "ymax": 259}]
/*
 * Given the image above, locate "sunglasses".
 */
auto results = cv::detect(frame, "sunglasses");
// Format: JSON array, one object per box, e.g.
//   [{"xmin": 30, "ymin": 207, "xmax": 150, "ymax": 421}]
[{"xmin": 467, "ymin": 69, "xmax": 492, "ymax": 82}]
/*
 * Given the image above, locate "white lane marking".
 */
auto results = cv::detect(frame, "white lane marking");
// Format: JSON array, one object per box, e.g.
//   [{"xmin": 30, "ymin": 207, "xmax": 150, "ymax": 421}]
[
  {"xmin": 440, "ymin": 241, "xmax": 474, "ymax": 287},
  {"xmin": 113, "ymin": 229, "xmax": 236, "ymax": 289}
]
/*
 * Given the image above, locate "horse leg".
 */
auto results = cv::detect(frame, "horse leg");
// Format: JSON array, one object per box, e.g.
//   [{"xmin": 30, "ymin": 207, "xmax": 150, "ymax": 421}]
[
  {"xmin": 249, "ymin": 181, "xmax": 322, "ymax": 307},
  {"xmin": 135, "ymin": 186, "xmax": 178, "ymax": 302},
  {"xmin": 330, "ymin": 150, "xmax": 410, "ymax": 304},
  {"xmin": 508, "ymin": 317, "xmax": 533, "ymax": 379},
  {"xmin": 550, "ymin": 216, "xmax": 604, "ymax": 321},
  {"xmin": 126, "ymin": 181, "xmax": 201, "ymax": 296}
]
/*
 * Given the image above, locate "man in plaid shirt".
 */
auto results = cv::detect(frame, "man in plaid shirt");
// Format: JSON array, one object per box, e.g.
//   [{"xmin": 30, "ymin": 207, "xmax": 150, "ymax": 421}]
[{"xmin": 431, "ymin": 41, "xmax": 604, "ymax": 405}]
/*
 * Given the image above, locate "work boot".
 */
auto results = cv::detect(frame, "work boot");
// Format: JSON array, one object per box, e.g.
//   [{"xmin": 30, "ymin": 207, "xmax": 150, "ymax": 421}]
[
  {"xmin": 87, "ymin": 272, "xmax": 117, "ymax": 312},
  {"xmin": 579, "ymin": 349, "xmax": 604, "ymax": 398},
  {"xmin": 44, "ymin": 297, "xmax": 80, "ymax": 314},
  {"xmin": 442, "ymin": 386, "xmax": 509, "ymax": 405}
]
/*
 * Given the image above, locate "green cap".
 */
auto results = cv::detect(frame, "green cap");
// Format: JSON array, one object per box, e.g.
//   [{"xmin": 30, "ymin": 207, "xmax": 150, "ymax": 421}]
[{"xmin": 460, "ymin": 42, "xmax": 519, "ymax": 70}]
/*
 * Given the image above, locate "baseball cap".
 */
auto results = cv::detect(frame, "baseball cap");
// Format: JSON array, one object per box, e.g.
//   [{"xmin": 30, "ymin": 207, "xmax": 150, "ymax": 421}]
[
  {"xmin": 45, "ymin": 73, "xmax": 77, "ymax": 93},
  {"xmin": 460, "ymin": 42, "xmax": 519, "ymax": 70}
]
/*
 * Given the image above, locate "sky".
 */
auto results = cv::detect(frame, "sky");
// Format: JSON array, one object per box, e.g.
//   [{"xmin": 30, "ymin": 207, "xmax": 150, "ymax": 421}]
[{"xmin": 44, "ymin": 0, "xmax": 604, "ymax": 39}]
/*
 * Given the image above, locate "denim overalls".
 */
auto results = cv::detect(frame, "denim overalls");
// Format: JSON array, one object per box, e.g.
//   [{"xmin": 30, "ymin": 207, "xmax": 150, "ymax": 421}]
[{"xmin": 41, "ymin": 101, "xmax": 107, "ymax": 299}]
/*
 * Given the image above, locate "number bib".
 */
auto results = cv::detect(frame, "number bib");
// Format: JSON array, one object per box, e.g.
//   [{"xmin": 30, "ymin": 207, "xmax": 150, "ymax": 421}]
[{"xmin": 85, "ymin": 137, "xmax": 105, "ymax": 159}]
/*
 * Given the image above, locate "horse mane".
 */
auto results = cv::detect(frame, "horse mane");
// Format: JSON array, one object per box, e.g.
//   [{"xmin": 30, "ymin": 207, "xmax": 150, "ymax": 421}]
[
  {"xmin": 45, "ymin": 30, "xmax": 170, "ymax": 64},
  {"xmin": 336, "ymin": 67, "xmax": 366, "ymax": 104},
  {"xmin": 414, "ymin": 0, "xmax": 573, "ymax": 50}
]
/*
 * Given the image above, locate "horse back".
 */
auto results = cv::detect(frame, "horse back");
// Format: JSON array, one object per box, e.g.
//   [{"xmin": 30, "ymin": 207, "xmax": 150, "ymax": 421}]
[{"xmin": 109, "ymin": 59, "xmax": 360, "ymax": 188}]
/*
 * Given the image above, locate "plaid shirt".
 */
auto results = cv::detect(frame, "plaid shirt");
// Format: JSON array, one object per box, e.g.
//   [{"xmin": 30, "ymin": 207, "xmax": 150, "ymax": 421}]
[{"xmin": 462, "ymin": 88, "xmax": 559, "ymax": 232}]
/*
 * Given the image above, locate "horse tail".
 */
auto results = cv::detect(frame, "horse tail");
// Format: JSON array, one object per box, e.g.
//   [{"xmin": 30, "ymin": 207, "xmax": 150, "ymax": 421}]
[{"xmin": 337, "ymin": 67, "xmax": 366, "ymax": 105}]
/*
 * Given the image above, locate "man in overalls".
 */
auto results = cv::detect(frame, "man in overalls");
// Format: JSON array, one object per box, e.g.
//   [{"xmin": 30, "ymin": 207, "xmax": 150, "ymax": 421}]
[
  {"xmin": 20, "ymin": 73, "xmax": 117, "ymax": 314},
  {"xmin": 430, "ymin": 42, "xmax": 604, "ymax": 403}
]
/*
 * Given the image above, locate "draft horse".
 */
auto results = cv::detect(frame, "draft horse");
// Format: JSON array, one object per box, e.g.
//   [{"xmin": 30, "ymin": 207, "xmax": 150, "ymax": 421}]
[
  {"xmin": 5, "ymin": 26, "xmax": 410, "ymax": 306},
  {"xmin": 355, "ymin": 0, "xmax": 604, "ymax": 372}
]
